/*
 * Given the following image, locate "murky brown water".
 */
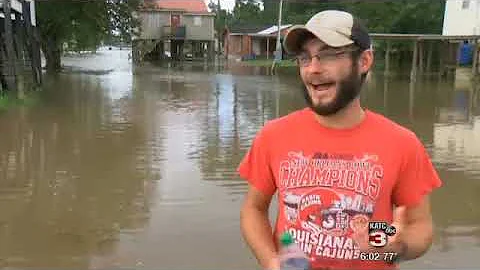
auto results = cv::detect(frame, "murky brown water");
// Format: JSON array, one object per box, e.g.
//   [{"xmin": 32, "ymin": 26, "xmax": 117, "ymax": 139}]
[{"xmin": 0, "ymin": 49, "xmax": 479, "ymax": 269}]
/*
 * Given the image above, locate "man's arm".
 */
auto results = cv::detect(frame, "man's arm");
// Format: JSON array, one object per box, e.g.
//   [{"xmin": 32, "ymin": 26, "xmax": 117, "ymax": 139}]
[
  {"xmin": 240, "ymin": 186, "xmax": 279, "ymax": 270},
  {"xmin": 394, "ymin": 195, "xmax": 434, "ymax": 260}
]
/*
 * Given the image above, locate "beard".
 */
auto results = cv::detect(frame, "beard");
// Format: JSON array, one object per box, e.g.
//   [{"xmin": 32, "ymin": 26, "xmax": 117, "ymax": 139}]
[{"xmin": 302, "ymin": 65, "xmax": 364, "ymax": 116}]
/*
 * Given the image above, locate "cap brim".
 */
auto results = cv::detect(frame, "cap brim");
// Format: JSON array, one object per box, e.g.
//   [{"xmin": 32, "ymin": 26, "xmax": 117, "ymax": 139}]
[{"xmin": 283, "ymin": 25, "xmax": 354, "ymax": 55}]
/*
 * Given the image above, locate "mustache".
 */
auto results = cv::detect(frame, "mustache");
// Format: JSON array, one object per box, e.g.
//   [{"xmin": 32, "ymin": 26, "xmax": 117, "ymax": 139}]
[{"xmin": 306, "ymin": 76, "xmax": 335, "ymax": 84}]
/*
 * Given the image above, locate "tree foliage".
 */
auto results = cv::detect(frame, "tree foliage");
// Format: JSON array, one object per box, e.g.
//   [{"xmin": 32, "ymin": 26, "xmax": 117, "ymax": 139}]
[
  {"xmin": 215, "ymin": 0, "xmax": 446, "ymax": 35},
  {"xmin": 36, "ymin": 0, "xmax": 140, "ymax": 72}
]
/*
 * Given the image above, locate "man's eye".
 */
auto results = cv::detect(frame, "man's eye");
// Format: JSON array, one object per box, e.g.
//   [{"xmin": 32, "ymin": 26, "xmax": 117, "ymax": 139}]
[
  {"xmin": 298, "ymin": 55, "xmax": 309, "ymax": 61},
  {"xmin": 323, "ymin": 51, "xmax": 338, "ymax": 56}
]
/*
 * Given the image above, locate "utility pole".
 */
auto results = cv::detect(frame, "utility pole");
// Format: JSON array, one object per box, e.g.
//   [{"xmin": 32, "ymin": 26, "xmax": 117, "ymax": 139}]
[
  {"xmin": 475, "ymin": 0, "xmax": 479, "ymax": 35},
  {"xmin": 271, "ymin": 0, "xmax": 284, "ymax": 74}
]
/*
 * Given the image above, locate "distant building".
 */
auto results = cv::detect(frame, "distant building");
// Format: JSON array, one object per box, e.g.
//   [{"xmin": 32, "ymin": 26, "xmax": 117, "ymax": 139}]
[
  {"xmin": 443, "ymin": 0, "xmax": 480, "ymax": 35},
  {"xmin": 132, "ymin": 0, "xmax": 215, "ymax": 62},
  {"xmin": 224, "ymin": 24, "xmax": 293, "ymax": 61}
]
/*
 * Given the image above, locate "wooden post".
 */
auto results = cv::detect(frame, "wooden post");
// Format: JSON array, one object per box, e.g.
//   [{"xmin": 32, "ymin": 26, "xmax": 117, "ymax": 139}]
[
  {"xmin": 473, "ymin": 83, "xmax": 479, "ymax": 109},
  {"xmin": 159, "ymin": 41, "xmax": 165, "ymax": 60},
  {"xmin": 384, "ymin": 40, "xmax": 391, "ymax": 77},
  {"xmin": 208, "ymin": 40, "xmax": 215, "ymax": 61},
  {"xmin": 21, "ymin": 0, "xmax": 41, "ymax": 86},
  {"xmin": 171, "ymin": 40, "xmax": 177, "ymax": 60},
  {"xmin": 13, "ymin": 13, "xmax": 25, "ymax": 99},
  {"xmin": 383, "ymin": 76, "xmax": 389, "ymax": 114},
  {"xmin": 439, "ymin": 41, "xmax": 445, "ymax": 76},
  {"xmin": 427, "ymin": 42, "xmax": 433, "ymax": 74},
  {"xmin": 179, "ymin": 41, "xmax": 185, "ymax": 61},
  {"xmin": 409, "ymin": 79, "xmax": 415, "ymax": 120},
  {"xmin": 472, "ymin": 40, "xmax": 478, "ymax": 75},
  {"xmin": 454, "ymin": 42, "xmax": 460, "ymax": 67},
  {"xmin": 266, "ymin": 38, "xmax": 270, "ymax": 59},
  {"xmin": 32, "ymin": 27, "xmax": 42, "ymax": 85},
  {"xmin": 419, "ymin": 41, "xmax": 425, "ymax": 74},
  {"xmin": 0, "ymin": 32, "xmax": 6, "ymax": 91},
  {"xmin": 410, "ymin": 40, "xmax": 419, "ymax": 82},
  {"xmin": 3, "ymin": 0, "xmax": 17, "ymax": 92},
  {"xmin": 225, "ymin": 35, "xmax": 229, "ymax": 60}
]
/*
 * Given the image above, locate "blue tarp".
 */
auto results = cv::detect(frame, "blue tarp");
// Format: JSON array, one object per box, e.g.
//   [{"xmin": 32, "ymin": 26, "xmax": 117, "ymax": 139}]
[{"xmin": 459, "ymin": 42, "xmax": 473, "ymax": 65}]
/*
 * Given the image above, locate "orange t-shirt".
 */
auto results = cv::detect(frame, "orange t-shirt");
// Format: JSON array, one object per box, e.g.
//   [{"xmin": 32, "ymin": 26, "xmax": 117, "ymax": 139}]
[{"xmin": 238, "ymin": 108, "xmax": 442, "ymax": 270}]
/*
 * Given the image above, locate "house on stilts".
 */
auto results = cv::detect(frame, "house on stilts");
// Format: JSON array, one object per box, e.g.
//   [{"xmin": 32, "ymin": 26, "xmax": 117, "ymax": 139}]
[
  {"xmin": 0, "ymin": 0, "xmax": 42, "ymax": 96},
  {"xmin": 132, "ymin": 0, "xmax": 215, "ymax": 63}
]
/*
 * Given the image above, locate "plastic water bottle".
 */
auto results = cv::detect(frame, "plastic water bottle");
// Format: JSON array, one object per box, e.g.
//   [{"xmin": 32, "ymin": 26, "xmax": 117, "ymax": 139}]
[{"xmin": 279, "ymin": 232, "xmax": 310, "ymax": 270}]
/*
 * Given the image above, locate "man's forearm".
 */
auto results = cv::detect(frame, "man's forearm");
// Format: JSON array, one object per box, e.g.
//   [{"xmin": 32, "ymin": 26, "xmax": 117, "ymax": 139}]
[
  {"xmin": 240, "ymin": 206, "xmax": 279, "ymax": 270},
  {"xmin": 389, "ymin": 220, "xmax": 433, "ymax": 261},
  {"xmin": 401, "ymin": 221, "xmax": 433, "ymax": 260}
]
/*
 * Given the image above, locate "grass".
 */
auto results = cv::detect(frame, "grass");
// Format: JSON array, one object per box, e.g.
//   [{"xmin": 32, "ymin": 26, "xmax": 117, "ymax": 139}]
[
  {"xmin": 0, "ymin": 95, "xmax": 8, "ymax": 110},
  {"xmin": 0, "ymin": 91, "xmax": 41, "ymax": 112},
  {"xmin": 240, "ymin": 59, "xmax": 298, "ymax": 68}
]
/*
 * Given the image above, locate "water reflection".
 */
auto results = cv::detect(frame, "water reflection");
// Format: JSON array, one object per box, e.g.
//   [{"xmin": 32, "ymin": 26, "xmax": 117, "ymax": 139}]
[
  {"xmin": 0, "ymin": 51, "xmax": 479, "ymax": 269},
  {"xmin": 362, "ymin": 72, "xmax": 480, "ymax": 268},
  {"xmin": 0, "ymin": 71, "xmax": 156, "ymax": 268}
]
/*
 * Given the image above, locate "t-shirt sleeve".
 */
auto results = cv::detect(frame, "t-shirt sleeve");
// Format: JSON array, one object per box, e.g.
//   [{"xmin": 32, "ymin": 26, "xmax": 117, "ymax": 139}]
[
  {"xmin": 393, "ymin": 135, "xmax": 442, "ymax": 207},
  {"xmin": 237, "ymin": 126, "xmax": 277, "ymax": 196}
]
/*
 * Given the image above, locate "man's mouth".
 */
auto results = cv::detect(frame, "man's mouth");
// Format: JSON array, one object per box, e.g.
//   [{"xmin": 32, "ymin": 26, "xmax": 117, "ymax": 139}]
[{"xmin": 310, "ymin": 82, "xmax": 335, "ymax": 91}]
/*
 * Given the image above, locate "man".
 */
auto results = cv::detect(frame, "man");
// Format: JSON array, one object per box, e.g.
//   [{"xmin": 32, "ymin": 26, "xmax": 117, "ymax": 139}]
[{"xmin": 238, "ymin": 10, "xmax": 442, "ymax": 270}]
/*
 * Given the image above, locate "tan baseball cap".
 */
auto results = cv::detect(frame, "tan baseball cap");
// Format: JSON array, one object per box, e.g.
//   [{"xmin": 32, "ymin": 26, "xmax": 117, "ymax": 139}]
[{"xmin": 283, "ymin": 10, "xmax": 371, "ymax": 55}]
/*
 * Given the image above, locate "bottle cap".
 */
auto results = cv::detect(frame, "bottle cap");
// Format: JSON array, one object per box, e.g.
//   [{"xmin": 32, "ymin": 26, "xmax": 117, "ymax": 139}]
[{"xmin": 280, "ymin": 231, "xmax": 294, "ymax": 246}]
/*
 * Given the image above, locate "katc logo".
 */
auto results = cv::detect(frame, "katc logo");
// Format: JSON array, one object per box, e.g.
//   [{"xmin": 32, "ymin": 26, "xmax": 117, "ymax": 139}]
[
  {"xmin": 369, "ymin": 230, "xmax": 387, "ymax": 247},
  {"xmin": 368, "ymin": 221, "xmax": 396, "ymax": 248}
]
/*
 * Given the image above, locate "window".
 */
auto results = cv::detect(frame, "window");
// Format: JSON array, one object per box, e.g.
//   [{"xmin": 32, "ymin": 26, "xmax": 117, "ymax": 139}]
[
  {"xmin": 194, "ymin": 16, "xmax": 202, "ymax": 26},
  {"xmin": 462, "ymin": 0, "xmax": 470, "ymax": 9}
]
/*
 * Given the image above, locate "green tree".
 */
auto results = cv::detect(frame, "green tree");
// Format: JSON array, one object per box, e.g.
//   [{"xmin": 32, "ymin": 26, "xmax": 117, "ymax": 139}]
[
  {"xmin": 36, "ymin": 0, "xmax": 140, "ymax": 73},
  {"xmin": 274, "ymin": 0, "xmax": 445, "ymax": 34},
  {"xmin": 231, "ymin": 0, "xmax": 263, "ymax": 26}
]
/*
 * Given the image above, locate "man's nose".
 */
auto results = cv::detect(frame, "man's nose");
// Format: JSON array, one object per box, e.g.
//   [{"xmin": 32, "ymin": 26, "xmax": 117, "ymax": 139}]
[{"xmin": 306, "ymin": 56, "xmax": 326, "ymax": 73}]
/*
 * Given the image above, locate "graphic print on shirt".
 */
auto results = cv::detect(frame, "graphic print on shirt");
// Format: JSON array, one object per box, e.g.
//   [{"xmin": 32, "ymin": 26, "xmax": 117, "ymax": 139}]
[{"xmin": 279, "ymin": 151, "xmax": 384, "ymax": 262}]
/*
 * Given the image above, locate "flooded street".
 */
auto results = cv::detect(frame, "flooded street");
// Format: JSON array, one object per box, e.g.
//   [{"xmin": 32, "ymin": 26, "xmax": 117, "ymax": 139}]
[{"xmin": 0, "ymin": 49, "xmax": 479, "ymax": 269}]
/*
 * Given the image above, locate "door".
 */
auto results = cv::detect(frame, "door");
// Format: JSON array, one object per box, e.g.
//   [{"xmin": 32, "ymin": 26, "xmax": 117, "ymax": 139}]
[{"xmin": 171, "ymin": 14, "xmax": 180, "ymax": 28}]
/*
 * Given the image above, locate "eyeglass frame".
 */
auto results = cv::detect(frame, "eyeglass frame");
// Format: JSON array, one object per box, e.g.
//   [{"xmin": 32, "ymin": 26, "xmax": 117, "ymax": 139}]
[{"xmin": 292, "ymin": 46, "xmax": 362, "ymax": 67}]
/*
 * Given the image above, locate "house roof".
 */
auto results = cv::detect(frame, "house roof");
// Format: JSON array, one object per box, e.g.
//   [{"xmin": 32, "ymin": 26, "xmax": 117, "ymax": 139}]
[
  {"xmin": 257, "ymin": 24, "xmax": 293, "ymax": 35},
  {"xmin": 228, "ymin": 25, "xmax": 272, "ymax": 34},
  {"xmin": 150, "ymin": 0, "xmax": 209, "ymax": 14},
  {"xmin": 229, "ymin": 24, "xmax": 294, "ymax": 37}
]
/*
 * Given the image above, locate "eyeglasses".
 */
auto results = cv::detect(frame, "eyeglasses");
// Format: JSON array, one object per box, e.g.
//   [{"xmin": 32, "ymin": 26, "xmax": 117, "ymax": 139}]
[{"xmin": 295, "ymin": 48, "xmax": 360, "ymax": 67}]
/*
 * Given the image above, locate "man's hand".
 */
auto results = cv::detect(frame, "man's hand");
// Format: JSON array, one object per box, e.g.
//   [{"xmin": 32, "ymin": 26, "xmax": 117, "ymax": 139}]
[
  {"xmin": 266, "ymin": 257, "xmax": 280, "ymax": 270},
  {"xmin": 352, "ymin": 196, "xmax": 434, "ymax": 262},
  {"xmin": 352, "ymin": 206, "xmax": 408, "ymax": 257}
]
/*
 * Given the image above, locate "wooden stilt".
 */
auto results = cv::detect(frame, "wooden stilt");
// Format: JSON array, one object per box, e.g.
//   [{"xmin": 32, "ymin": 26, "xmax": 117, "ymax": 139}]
[
  {"xmin": 383, "ymin": 76, "xmax": 389, "ymax": 114},
  {"xmin": 409, "ymin": 79, "xmax": 415, "ymax": 120},
  {"xmin": 13, "ymin": 13, "xmax": 25, "ymax": 99},
  {"xmin": 208, "ymin": 40, "xmax": 214, "ymax": 61},
  {"xmin": 439, "ymin": 41, "xmax": 445, "ymax": 76},
  {"xmin": 179, "ymin": 41, "xmax": 184, "ymax": 61},
  {"xmin": 410, "ymin": 40, "xmax": 419, "ymax": 82},
  {"xmin": 453, "ymin": 42, "xmax": 459, "ymax": 67},
  {"xmin": 0, "ymin": 32, "xmax": 7, "ymax": 92},
  {"xmin": 21, "ymin": 0, "xmax": 36, "ymax": 85},
  {"xmin": 22, "ymin": 0, "xmax": 41, "ymax": 86},
  {"xmin": 266, "ymin": 38, "xmax": 270, "ymax": 59},
  {"xmin": 419, "ymin": 41, "xmax": 425, "ymax": 74},
  {"xmin": 426, "ymin": 42, "xmax": 433, "ymax": 74},
  {"xmin": 3, "ymin": 0, "xmax": 17, "ymax": 92},
  {"xmin": 472, "ymin": 40, "xmax": 478, "ymax": 75},
  {"xmin": 384, "ymin": 41, "xmax": 391, "ymax": 77},
  {"xmin": 159, "ymin": 41, "xmax": 164, "ymax": 60}
]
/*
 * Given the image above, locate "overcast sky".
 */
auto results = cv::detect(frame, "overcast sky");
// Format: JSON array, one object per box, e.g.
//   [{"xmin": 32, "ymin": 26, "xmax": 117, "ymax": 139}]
[{"xmin": 204, "ymin": 0, "xmax": 235, "ymax": 11}]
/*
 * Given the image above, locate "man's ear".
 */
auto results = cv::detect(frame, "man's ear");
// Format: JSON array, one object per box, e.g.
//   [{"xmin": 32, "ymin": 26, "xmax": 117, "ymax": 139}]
[{"xmin": 359, "ymin": 49, "xmax": 374, "ymax": 75}]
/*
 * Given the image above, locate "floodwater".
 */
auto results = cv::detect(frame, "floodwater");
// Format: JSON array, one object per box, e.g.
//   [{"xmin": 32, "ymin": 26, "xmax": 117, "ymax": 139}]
[{"xmin": 0, "ymin": 49, "xmax": 479, "ymax": 269}]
